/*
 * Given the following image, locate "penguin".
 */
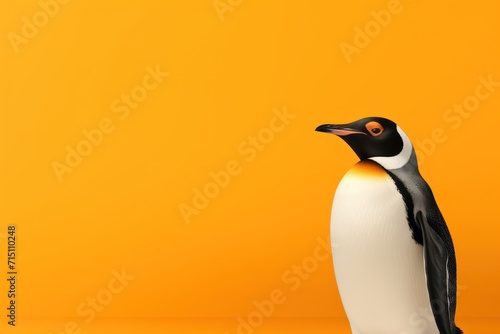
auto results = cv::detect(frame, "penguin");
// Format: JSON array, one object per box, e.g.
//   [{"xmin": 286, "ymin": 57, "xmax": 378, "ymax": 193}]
[{"xmin": 315, "ymin": 117, "xmax": 462, "ymax": 334}]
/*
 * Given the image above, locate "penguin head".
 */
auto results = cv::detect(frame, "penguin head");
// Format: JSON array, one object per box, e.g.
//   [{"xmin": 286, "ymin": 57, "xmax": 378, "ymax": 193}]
[{"xmin": 316, "ymin": 117, "xmax": 415, "ymax": 170}]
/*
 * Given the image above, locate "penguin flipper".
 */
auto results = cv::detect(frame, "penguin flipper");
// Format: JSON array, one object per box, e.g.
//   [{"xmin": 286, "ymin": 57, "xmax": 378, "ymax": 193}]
[{"xmin": 416, "ymin": 211, "xmax": 455, "ymax": 334}]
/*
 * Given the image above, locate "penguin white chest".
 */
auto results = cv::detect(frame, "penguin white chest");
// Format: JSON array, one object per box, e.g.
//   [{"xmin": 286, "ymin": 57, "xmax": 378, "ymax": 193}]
[{"xmin": 330, "ymin": 160, "xmax": 438, "ymax": 334}]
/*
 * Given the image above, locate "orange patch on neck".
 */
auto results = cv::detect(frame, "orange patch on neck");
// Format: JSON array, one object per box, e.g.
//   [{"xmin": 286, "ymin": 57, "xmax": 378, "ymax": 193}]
[{"xmin": 347, "ymin": 160, "xmax": 387, "ymax": 178}]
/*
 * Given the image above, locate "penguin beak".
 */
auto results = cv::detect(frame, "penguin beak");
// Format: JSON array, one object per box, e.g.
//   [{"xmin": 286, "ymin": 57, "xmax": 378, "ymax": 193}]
[{"xmin": 315, "ymin": 124, "xmax": 367, "ymax": 136}]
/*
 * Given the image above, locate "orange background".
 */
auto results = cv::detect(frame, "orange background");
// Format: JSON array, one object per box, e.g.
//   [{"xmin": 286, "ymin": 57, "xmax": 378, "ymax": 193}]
[{"xmin": 1, "ymin": 0, "xmax": 499, "ymax": 332}]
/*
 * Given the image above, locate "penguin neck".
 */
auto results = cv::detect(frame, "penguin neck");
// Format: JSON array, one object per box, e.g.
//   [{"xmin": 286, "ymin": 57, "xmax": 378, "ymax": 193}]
[{"xmin": 370, "ymin": 149, "xmax": 420, "ymax": 173}]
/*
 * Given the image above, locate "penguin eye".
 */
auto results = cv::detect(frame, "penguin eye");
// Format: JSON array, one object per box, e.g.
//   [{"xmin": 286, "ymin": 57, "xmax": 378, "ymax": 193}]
[{"xmin": 365, "ymin": 121, "xmax": 384, "ymax": 137}]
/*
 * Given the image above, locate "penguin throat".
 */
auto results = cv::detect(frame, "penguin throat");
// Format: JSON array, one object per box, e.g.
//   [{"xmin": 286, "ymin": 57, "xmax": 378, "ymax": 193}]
[{"xmin": 369, "ymin": 126, "xmax": 414, "ymax": 170}]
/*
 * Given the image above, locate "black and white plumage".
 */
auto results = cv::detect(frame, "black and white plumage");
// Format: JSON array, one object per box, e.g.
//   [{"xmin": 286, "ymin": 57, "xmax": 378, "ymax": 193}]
[{"xmin": 316, "ymin": 117, "xmax": 462, "ymax": 334}]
